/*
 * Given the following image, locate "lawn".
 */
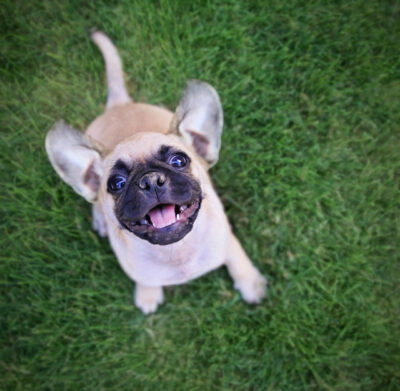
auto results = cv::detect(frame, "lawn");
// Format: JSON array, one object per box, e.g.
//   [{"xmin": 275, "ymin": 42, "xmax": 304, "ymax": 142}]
[{"xmin": 1, "ymin": 0, "xmax": 399, "ymax": 390}]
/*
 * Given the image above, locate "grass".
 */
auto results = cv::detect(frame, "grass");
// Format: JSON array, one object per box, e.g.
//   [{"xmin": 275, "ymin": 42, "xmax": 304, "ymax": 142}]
[{"xmin": 1, "ymin": 0, "xmax": 399, "ymax": 389}]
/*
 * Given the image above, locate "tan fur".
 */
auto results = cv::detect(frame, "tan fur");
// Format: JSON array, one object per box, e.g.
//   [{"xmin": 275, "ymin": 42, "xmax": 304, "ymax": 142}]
[
  {"xmin": 91, "ymin": 123, "xmax": 266, "ymax": 314},
  {"xmin": 86, "ymin": 102, "xmax": 173, "ymax": 151},
  {"xmin": 45, "ymin": 31, "xmax": 267, "ymax": 314}
]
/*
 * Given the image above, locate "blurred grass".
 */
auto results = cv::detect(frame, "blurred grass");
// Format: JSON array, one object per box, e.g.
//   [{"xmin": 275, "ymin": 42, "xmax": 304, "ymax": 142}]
[{"xmin": 1, "ymin": 0, "xmax": 399, "ymax": 390}]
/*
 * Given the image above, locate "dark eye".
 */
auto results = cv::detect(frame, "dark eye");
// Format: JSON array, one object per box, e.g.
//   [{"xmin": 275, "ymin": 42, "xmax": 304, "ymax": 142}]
[
  {"xmin": 107, "ymin": 175, "xmax": 126, "ymax": 193},
  {"xmin": 169, "ymin": 154, "xmax": 188, "ymax": 168}
]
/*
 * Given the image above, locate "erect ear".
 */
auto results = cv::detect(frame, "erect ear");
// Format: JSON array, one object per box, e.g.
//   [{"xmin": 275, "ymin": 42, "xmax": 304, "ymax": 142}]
[
  {"xmin": 45, "ymin": 121, "xmax": 103, "ymax": 203},
  {"xmin": 169, "ymin": 80, "xmax": 223, "ymax": 167}
]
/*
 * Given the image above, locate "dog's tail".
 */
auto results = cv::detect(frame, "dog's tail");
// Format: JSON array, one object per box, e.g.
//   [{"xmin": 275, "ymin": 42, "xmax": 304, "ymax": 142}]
[{"xmin": 91, "ymin": 30, "xmax": 132, "ymax": 108}]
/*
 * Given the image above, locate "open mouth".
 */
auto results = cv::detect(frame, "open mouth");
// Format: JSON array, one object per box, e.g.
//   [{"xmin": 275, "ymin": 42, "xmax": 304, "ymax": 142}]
[
  {"xmin": 136, "ymin": 199, "xmax": 200, "ymax": 229},
  {"xmin": 121, "ymin": 197, "xmax": 202, "ymax": 245}
]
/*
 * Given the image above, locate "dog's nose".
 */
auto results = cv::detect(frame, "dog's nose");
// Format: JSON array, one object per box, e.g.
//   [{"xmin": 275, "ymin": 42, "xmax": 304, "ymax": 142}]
[{"xmin": 138, "ymin": 172, "xmax": 166, "ymax": 191}]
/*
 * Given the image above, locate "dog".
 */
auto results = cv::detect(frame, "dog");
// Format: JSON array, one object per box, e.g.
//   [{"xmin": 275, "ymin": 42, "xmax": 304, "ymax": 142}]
[{"xmin": 45, "ymin": 31, "xmax": 267, "ymax": 314}]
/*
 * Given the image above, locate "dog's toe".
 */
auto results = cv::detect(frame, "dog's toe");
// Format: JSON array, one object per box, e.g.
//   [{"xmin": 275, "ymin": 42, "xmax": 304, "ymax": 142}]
[
  {"xmin": 92, "ymin": 204, "xmax": 107, "ymax": 237},
  {"xmin": 92, "ymin": 219, "xmax": 107, "ymax": 237},
  {"xmin": 235, "ymin": 271, "xmax": 267, "ymax": 304},
  {"xmin": 134, "ymin": 285, "xmax": 164, "ymax": 314}
]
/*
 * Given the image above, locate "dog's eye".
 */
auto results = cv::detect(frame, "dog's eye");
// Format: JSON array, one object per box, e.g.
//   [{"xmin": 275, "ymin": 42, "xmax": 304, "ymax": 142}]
[
  {"xmin": 107, "ymin": 175, "xmax": 126, "ymax": 192},
  {"xmin": 169, "ymin": 154, "xmax": 188, "ymax": 168}
]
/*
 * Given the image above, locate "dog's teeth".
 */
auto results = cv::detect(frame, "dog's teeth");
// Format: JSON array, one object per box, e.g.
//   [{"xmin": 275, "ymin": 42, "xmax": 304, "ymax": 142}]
[
  {"xmin": 180, "ymin": 205, "xmax": 187, "ymax": 212},
  {"xmin": 139, "ymin": 218, "xmax": 147, "ymax": 225},
  {"xmin": 176, "ymin": 213, "xmax": 180, "ymax": 221}
]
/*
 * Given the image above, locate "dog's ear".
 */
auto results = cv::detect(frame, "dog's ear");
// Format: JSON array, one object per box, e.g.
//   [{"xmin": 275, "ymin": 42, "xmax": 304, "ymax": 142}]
[
  {"xmin": 45, "ymin": 121, "xmax": 103, "ymax": 203},
  {"xmin": 170, "ymin": 80, "xmax": 223, "ymax": 167}
]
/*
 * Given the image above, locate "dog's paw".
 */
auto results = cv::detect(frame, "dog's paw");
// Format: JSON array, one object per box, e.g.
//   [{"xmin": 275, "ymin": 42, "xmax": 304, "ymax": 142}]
[
  {"xmin": 134, "ymin": 285, "xmax": 164, "ymax": 315},
  {"xmin": 92, "ymin": 204, "xmax": 107, "ymax": 237},
  {"xmin": 92, "ymin": 216, "xmax": 107, "ymax": 237},
  {"xmin": 234, "ymin": 269, "xmax": 267, "ymax": 304}
]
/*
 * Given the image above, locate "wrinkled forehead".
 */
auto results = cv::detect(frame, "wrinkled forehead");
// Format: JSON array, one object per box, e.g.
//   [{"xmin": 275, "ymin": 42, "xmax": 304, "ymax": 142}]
[{"xmin": 105, "ymin": 132, "xmax": 189, "ymax": 168}]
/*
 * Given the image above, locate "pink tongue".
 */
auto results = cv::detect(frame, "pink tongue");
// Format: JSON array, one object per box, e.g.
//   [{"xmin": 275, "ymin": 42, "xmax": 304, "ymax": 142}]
[{"xmin": 148, "ymin": 204, "xmax": 176, "ymax": 228}]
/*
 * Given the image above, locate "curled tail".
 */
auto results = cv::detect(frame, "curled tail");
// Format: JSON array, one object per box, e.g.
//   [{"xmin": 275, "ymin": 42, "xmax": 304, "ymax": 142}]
[{"xmin": 91, "ymin": 30, "xmax": 132, "ymax": 108}]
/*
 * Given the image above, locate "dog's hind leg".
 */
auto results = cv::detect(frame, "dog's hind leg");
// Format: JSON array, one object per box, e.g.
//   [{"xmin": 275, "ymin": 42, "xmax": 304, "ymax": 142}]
[{"xmin": 91, "ymin": 30, "xmax": 132, "ymax": 108}]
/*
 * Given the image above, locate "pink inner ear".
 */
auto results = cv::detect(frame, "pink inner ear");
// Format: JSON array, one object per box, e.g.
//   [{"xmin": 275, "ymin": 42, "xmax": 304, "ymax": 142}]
[
  {"xmin": 83, "ymin": 162, "xmax": 100, "ymax": 193},
  {"xmin": 188, "ymin": 130, "xmax": 209, "ymax": 159}
]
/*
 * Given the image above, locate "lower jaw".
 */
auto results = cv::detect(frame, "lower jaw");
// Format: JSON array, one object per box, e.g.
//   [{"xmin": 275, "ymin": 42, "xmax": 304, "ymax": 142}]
[
  {"xmin": 128, "ymin": 219, "xmax": 195, "ymax": 245},
  {"xmin": 122, "ymin": 199, "xmax": 201, "ymax": 245}
]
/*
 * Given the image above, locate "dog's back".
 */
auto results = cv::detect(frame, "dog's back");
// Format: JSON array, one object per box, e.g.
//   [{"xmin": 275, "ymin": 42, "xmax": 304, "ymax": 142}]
[{"xmin": 86, "ymin": 31, "xmax": 173, "ymax": 151}]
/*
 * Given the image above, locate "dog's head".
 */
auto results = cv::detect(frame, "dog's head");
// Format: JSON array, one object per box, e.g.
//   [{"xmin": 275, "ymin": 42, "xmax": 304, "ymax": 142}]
[
  {"xmin": 45, "ymin": 81, "xmax": 223, "ymax": 245},
  {"xmin": 101, "ymin": 132, "xmax": 206, "ymax": 245}
]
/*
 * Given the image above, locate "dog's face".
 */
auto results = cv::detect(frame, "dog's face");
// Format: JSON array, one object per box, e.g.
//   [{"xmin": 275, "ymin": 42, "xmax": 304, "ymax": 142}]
[
  {"xmin": 45, "ymin": 81, "xmax": 224, "ymax": 245},
  {"xmin": 102, "ymin": 133, "xmax": 205, "ymax": 245}
]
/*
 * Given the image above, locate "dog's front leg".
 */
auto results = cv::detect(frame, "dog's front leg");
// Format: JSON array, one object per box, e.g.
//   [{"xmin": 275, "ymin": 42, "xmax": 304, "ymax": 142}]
[
  {"xmin": 134, "ymin": 283, "xmax": 164, "ymax": 314},
  {"xmin": 225, "ymin": 234, "xmax": 267, "ymax": 304},
  {"xmin": 92, "ymin": 202, "xmax": 107, "ymax": 237}
]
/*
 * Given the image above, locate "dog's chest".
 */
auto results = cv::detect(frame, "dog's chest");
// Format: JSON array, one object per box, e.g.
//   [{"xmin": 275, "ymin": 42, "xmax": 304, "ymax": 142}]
[
  {"xmin": 131, "ymin": 243, "xmax": 223, "ymax": 286},
  {"xmin": 107, "ymin": 195, "xmax": 229, "ymax": 287}
]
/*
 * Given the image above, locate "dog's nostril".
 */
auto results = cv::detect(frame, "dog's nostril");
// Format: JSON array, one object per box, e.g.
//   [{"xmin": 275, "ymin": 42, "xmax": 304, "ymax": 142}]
[
  {"xmin": 157, "ymin": 174, "xmax": 166, "ymax": 187},
  {"xmin": 139, "ymin": 172, "xmax": 166, "ymax": 190},
  {"xmin": 143, "ymin": 182, "xmax": 150, "ymax": 190},
  {"xmin": 138, "ymin": 177, "xmax": 150, "ymax": 190}
]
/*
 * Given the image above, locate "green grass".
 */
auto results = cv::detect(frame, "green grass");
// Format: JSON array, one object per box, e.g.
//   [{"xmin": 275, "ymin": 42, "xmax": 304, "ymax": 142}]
[{"xmin": 1, "ymin": 0, "xmax": 400, "ymax": 390}]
